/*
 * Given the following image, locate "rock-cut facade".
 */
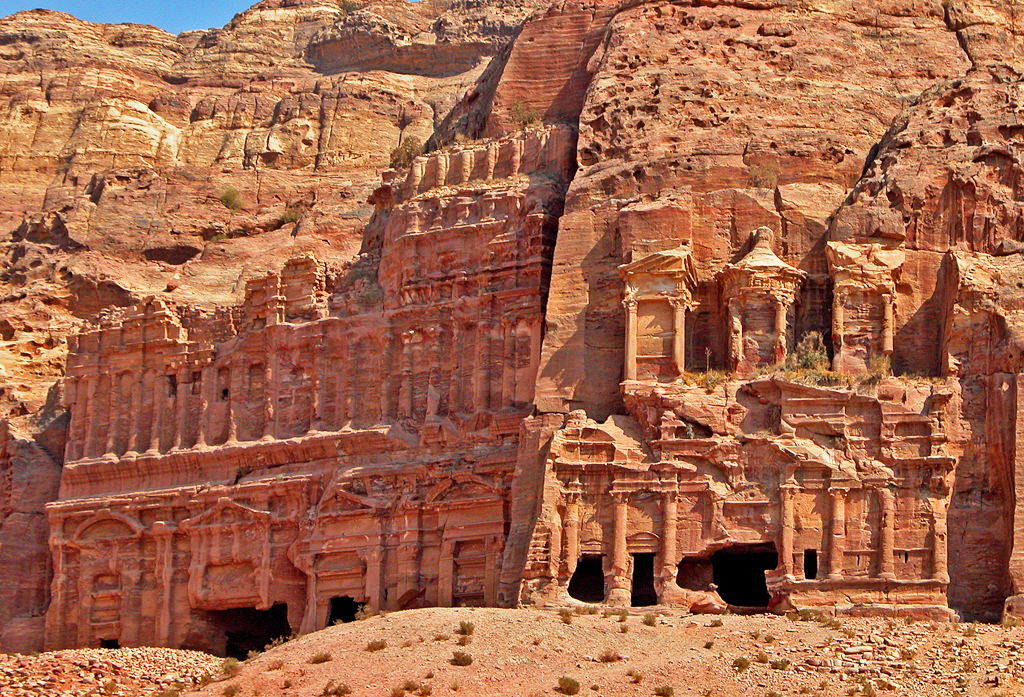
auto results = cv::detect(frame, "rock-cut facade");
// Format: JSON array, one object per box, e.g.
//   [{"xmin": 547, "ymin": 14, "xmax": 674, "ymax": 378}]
[{"xmin": 6, "ymin": 0, "xmax": 1024, "ymax": 658}]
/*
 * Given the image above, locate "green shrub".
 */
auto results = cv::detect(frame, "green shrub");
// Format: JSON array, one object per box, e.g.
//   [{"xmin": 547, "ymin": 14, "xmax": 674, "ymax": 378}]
[
  {"xmin": 642, "ymin": 613, "xmax": 657, "ymax": 627},
  {"xmin": 509, "ymin": 101, "xmax": 540, "ymax": 129},
  {"xmin": 366, "ymin": 639, "xmax": 387, "ymax": 652},
  {"xmin": 557, "ymin": 677, "xmax": 581, "ymax": 695},
  {"xmin": 710, "ymin": 618, "xmax": 724, "ymax": 628},
  {"xmin": 222, "ymin": 686, "xmax": 240, "ymax": 697},
  {"xmin": 769, "ymin": 658, "xmax": 790, "ymax": 670},
  {"xmin": 390, "ymin": 137, "xmax": 423, "ymax": 169},
  {"xmin": 309, "ymin": 650, "xmax": 333, "ymax": 664},
  {"xmin": 280, "ymin": 205, "xmax": 304, "ymax": 225},
  {"xmin": 455, "ymin": 620, "xmax": 474, "ymax": 636},
  {"xmin": 450, "ymin": 650, "xmax": 473, "ymax": 666},
  {"xmin": 703, "ymin": 640, "xmax": 714, "ymax": 649},
  {"xmin": 625, "ymin": 669, "xmax": 642, "ymax": 683},
  {"xmin": 654, "ymin": 687, "xmax": 675, "ymax": 697},
  {"xmin": 222, "ymin": 657, "xmax": 241, "ymax": 676},
  {"xmin": 559, "ymin": 608, "xmax": 573, "ymax": 624},
  {"xmin": 598, "ymin": 648, "xmax": 621, "ymax": 663},
  {"xmin": 218, "ymin": 187, "xmax": 244, "ymax": 211},
  {"xmin": 733, "ymin": 656, "xmax": 750, "ymax": 672}
]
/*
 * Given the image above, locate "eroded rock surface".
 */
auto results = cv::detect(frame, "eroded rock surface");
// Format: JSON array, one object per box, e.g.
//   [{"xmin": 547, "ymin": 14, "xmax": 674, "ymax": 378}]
[{"xmin": 5, "ymin": 0, "xmax": 1024, "ymax": 656}]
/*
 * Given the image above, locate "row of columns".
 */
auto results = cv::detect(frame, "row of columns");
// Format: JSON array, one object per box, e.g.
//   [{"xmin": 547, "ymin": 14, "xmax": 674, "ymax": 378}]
[
  {"xmin": 66, "ymin": 313, "xmax": 545, "ymax": 462},
  {"xmin": 779, "ymin": 486, "xmax": 949, "ymax": 583}
]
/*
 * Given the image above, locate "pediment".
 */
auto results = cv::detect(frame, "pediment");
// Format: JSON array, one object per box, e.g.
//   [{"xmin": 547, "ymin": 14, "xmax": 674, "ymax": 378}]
[{"xmin": 181, "ymin": 497, "xmax": 271, "ymax": 530}]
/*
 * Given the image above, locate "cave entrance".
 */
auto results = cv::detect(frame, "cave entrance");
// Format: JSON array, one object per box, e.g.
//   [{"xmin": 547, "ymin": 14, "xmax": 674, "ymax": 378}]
[
  {"xmin": 631, "ymin": 553, "xmax": 658, "ymax": 606},
  {"xmin": 328, "ymin": 596, "xmax": 364, "ymax": 625},
  {"xmin": 99, "ymin": 638, "xmax": 120, "ymax": 649},
  {"xmin": 711, "ymin": 543, "xmax": 778, "ymax": 608},
  {"xmin": 567, "ymin": 555, "xmax": 605, "ymax": 603},
  {"xmin": 676, "ymin": 555, "xmax": 714, "ymax": 591},
  {"xmin": 206, "ymin": 604, "xmax": 291, "ymax": 659}
]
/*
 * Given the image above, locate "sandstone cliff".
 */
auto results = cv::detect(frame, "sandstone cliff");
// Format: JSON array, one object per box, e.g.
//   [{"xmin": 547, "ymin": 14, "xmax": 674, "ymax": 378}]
[{"xmin": 5, "ymin": 0, "xmax": 1024, "ymax": 655}]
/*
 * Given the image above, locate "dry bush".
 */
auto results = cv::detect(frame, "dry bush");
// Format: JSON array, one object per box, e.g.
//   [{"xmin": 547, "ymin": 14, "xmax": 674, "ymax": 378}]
[
  {"xmin": 557, "ymin": 677, "xmax": 581, "ymax": 695},
  {"xmin": 309, "ymin": 650, "xmax": 333, "ymax": 664},
  {"xmin": 450, "ymin": 651, "xmax": 473, "ymax": 666}
]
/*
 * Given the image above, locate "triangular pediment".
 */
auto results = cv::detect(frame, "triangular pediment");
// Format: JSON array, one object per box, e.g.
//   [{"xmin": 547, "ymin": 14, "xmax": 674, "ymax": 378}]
[
  {"xmin": 181, "ymin": 497, "xmax": 271, "ymax": 529},
  {"xmin": 618, "ymin": 246, "xmax": 698, "ymax": 283}
]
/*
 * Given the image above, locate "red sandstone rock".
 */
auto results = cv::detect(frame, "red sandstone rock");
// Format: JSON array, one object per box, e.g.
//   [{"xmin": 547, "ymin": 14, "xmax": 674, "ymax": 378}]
[{"xmin": 4, "ymin": 0, "xmax": 1024, "ymax": 659}]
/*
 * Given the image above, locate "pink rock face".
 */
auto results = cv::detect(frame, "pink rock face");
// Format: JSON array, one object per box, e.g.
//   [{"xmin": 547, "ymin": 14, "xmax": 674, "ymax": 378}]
[{"xmin": 5, "ymin": 0, "xmax": 1024, "ymax": 654}]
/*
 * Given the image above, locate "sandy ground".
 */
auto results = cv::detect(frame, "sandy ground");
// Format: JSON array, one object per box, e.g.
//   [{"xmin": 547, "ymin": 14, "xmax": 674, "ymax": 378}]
[{"xmin": 186, "ymin": 606, "xmax": 1024, "ymax": 697}]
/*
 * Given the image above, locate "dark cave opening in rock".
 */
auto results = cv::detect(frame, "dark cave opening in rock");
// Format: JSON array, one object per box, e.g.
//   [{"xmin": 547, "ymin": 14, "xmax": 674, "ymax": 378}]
[
  {"xmin": 676, "ymin": 555, "xmax": 714, "ymax": 591},
  {"xmin": 206, "ymin": 604, "xmax": 291, "ymax": 659},
  {"xmin": 567, "ymin": 555, "xmax": 605, "ymax": 603},
  {"xmin": 99, "ymin": 638, "xmax": 120, "ymax": 649},
  {"xmin": 711, "ymin": 543, "xmax": 779, "ymax": 608},
  {"xmin": 328, "ymin": 595, "xmax": 365, "ymax": 624},
  {"xmin": 631, "ymin": 552, "xmax": 658, "ymax": 606}
]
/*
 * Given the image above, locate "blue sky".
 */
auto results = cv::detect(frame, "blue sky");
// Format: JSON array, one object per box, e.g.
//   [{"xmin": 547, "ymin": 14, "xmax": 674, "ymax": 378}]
[{"xmin": 0, "ymin": 1, "xmax": 254, "ymax": 34}]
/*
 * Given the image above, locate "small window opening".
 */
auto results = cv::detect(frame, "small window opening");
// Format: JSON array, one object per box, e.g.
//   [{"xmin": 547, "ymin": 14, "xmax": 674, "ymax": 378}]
[
  {"xmin": 100, "ymin": 638, "xmax": 120, "ymax": 649},
  {"xmin": 221, "ymin": 388, "xmax": 229, "ymax": 401},
  {"xmin": 168, "ymin": 374, "xmax": 177, "ymax": 397},
  {"xmin": 804, "ymin": 549, "xmax": 818, "ymax": 580}
]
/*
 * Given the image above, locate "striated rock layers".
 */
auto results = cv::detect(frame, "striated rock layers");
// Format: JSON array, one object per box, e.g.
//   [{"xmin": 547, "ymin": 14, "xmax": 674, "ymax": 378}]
[{"xmin": 6, "ymin": 0, "xmax": 1024, "ymax": 655}]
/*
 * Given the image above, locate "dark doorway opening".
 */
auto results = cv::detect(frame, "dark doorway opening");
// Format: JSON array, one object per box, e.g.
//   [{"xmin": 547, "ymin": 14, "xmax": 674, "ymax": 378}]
[
  {"xmin": 99, "ymin": 638, "xmax": 120, "ymax": 649},
  {"xmin": 206, "ymin": 604, "xmax": 292, "ymax": 659},
  {"xmin": 804, "ymin": 549, "xmax": 818, "ymax": 580},
  {"xmin": 631, "ymin": 553, "xmax": 658, "ymax": 606},
  {"xmin": 711, "ymin": 543, "xmax": 778, "ymax": 608},
  {"xmin": 328, "ymin": 596, "xmax": 364, "ymax": 625},
  {"xmin": 567, "ymin": 555, "xmax": 605, "ymax": 603}
]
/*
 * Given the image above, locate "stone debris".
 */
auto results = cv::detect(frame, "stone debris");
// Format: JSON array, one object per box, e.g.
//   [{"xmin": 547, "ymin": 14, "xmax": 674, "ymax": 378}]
[{"xmin": 0, "ymin": 646, "xmax": 220, "ymax": 697}]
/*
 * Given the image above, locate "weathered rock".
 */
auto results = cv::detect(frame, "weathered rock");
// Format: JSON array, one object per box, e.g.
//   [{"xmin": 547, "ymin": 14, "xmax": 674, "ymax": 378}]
[{"xmin": 6, "ymin": 0, "xmax": 1024, "ymax": 658}]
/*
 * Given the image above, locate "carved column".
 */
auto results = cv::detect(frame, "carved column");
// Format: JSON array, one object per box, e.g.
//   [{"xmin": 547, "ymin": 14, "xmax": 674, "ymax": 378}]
[
  {"xmin": 728, "ymin": 298, "xmax": 743, "ymax": 371},
  {"xmin": 400, "ymin": 331, "xmax": 414, "ymax": 419},
  {"xmin": 125, "ymin": 370, "xmax": 142, "ymax": 454},
  {"xmin": 195, "ymin": 366, "xmax": 211, "ymax": 448},
  {"xmin": 623, "ymin": 295, "xmax": 638, "ymax": 381},
  {"xmin": 779, "ymin": 484, "xmax": 796, "ymax": 579},
  {"xmin": 484, "ymin": 536, "xmax": 500, "ymax": 606},
  {"xmin": 362, "ymin": 547, "xmax": 383, "ymax": 613},
  {"xmin": 671, "ymin": 298, "xmax": 686, "ymax": 375},
  {"xmin": 931, "ymin": 497, "xmax": 950, "ymax": 583},
  {"xmin": 827, "ymin": 488, "xmax": 847, "ymax": 581},
  {"xmin": 661, "ymin": 490, "xmax": 679, "ymax": 586},
  {"xmin": 832, "ymin": 290, "xmax": 846, "ymax": 367},
  {"xmin": 148, "ymin": 373, "xmax": 165, "ymax": 454},
  {"xmin": 105, "ymin": 371, "xmax": 122, "ymax": 456},
  {"xmin": 564, "ymin": 495, "xmax": 580, "ymax": 578},
  {"xmin": 172, "ymin": 368, "xmax": 187, "ymax": 449},
  {"xmin": 152, "ymin": 521, "xmax": 175, "ymax": 645},
  {"xmin": 263, "ymin": 341, "xmax": 277, "ymax": 440},
  {"xmin": 438, "ymin": 540, "xmax": 455, "ymax": 607},
  {"xmin": 227, "ymin": 364, "xmax": 242, "ymax": 444},
  {"xmin": 310, "ymin": 332, "xmax": 323, "ymax": 432},
  {"xmin": 83, "ymin": 375, "xmax": 98, "ymax": 459},
  {"xmin": 878, "ymin": 487, "xmax": 896, "ymax": 580},
  {"xmin": 882, "ymin": 294, "xmax": 895, "ymax": 355},
  {"xmin": 774, "ymin": 299, "xmax": 789, "ymax": 362},
  {"xmin": 608, "ymin": 492, "xmax": 631, "ymax": 605}
]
